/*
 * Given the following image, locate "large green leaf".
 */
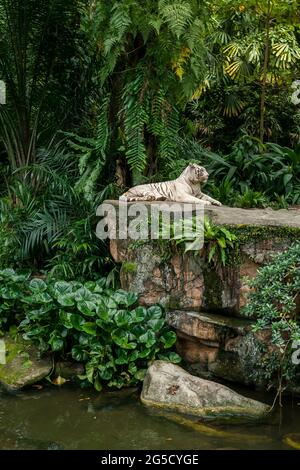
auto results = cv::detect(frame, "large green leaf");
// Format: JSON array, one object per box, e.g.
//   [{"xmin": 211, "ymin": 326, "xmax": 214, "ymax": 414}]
[
  {"xmin": 77, "ymin": 300, "xmax": 97, "ymax": 316},
  {"xmin": 111, "ymin": 329, "xmax": 137, "ymax": 349},
  {"xmin": 86, "ymin": 363, "xmax": 94, "ymax": 383},
  {"xmin": 48, "ymin": 334, "xmax": 64, "ymax": 351},
  {"xmin": 59, "ymin": 310, "xmax": 73, "ymax": 329},
  {"xmin": 74, "ymin": 287, "xmax": 94, "ymax": 302},
  {"xmin": 137, "ymin": 348, "xmax": 152, "ymax": 358},
  {"xmin": 72, "ymin": 344, "xmax": 88, "ymax": 362},
  {"xmin": 114, "ymin": 309, "xmax": 132, "ymax": 327},
  {"xmin": 160, "ymin": 330, "xmax": 177, "ymax": 348},
  {"xmin": 147, "ymin": 318, "xmax": 165, "ymax": 332},
  {"xmin": 23, "ymin": 326, "xmax": 45, "ymax": 337},
  {"xmin": 98, "ymin": 365, "xmax": 113, "ymax": 380},
  {"xmin": 146, "ymin": 305, "xmax": 163, "ymax": 320},
  {"xmin": 130, "ymin": 306, "xmax": 147, "ymax": 323},
  {"xmin": 0, "ymin": 286, "xmax": 21, "ymax": 300},
  {"xmin": 57, "ymin": 294, "xmax": 75, "ymax": 307},
  {"xmin": 81, "ymin": 322, "xmax": 97, "ymax": 335},
  {"xmin": 102, "ymin": 296, "xmax": 118, "ymax": 309},
  {"xmin": 84, "ymin": 281, "xmax": 96, "ymax": 291},
  {"xmin": 113, "ymin": 290, "xmax": 138, "ymax": 307},
  {"xmin": 96, "ymin": 302, "xmax": 111, "ymax": 322},
  {"xmin": 0, "ymin": 268, "xmax": 16, "ymax": 279},
  {"xmin": 22, "ymin": 292, "xmax": 53, "ymax": 304},
  {"xmin": 128, "ymin": 362, "xmax": 137, "ymax": 375},
  {"xmin": 70, "ymin": 314, "xmax": 85, "ymax": 331},
  {"xmin": 94, "ymin": 376, "xmax": 103, "ymax": 391},
  {"xmin": 53, "ymin": 281, "xmax": 73, "ymax": 295},
  {"xmin": 129, "ymin": 350, "xmax": 139, "ymax": 362},
  {"xmin": 159, "ymin": 351, "xmax": 181, "ymax": 363},
  {"xmin": 138, "ymin": 330, "xmax": 156, "ymax": 348},
  {"xmin": 134, "ymin": 369, "xmax": 147, "ymax": 381},
  {"xmin": 29, "ymin": 278, "xmax": 48, "ymax": 293},
  {"xmin": 115, "ymin": 349, "xmax": 128, "ymax": 365}
]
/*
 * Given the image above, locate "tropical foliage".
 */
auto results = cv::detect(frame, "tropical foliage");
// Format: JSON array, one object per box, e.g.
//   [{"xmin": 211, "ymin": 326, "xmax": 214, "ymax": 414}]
[
  {"xmin": 243, "ymin": 243, "xmax": 300, "ymax": 394},
  {"xmin": 0, "ymin": 0, "xmax": 300, "ymax": 391},
  {"xmin": 0, "ymin": 269, "xmax": 180, "ymax": 390},
  {"xmin": 189, "ymin": 0, "xmax": 300, "ymax": 149}
]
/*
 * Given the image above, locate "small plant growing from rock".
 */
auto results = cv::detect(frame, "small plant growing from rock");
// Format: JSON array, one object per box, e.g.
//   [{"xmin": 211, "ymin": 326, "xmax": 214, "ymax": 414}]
[{"xmin": 172, "ymin": 216, "xmax": 237, "ymax": 267}]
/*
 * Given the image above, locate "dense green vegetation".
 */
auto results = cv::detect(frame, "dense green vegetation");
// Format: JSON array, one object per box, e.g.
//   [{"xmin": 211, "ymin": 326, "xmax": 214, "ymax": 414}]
[
  {"xmin": 0, "ymin": 1, "xmax": 300, "ymax": 390},
  {"xmin": 0, "ymin": 269, "xmax": 180, "ymax": 389},
  {"xmin": 244, "ymin": 243, "xmax": 300, "ymax": 396},
  {"xmin": 1, "ymin": 0, "xmax": 299, "ymax": 273}
]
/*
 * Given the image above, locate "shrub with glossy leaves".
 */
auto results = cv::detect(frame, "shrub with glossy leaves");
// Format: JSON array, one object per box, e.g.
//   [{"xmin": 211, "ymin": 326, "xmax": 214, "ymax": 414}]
[
  {"xmin": 0, "ymin": 269, "xmax": 180, "ymax": 391},
  {"xmin": 243, "ymin": 243, "xmax": 300, "ymax": 389}
]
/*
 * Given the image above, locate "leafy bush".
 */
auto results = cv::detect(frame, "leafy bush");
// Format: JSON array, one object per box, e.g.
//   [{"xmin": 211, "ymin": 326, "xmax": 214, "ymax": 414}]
[
  {"xmin": 0, "ymin": 269, "xmax": 180, "ymax": 391},
  {"xmin": 0, "ymin": 142, "xmax": 114, "ymax": 278},
  {"xmin": 233, "ymin": 187, "xmax": 270, "ymax": 209},
  {"xmin": 243, "ymin": 243, "xmax": 300, "ymax": 390},
  {"xmin": 0, "ymin": 221, "xmax": 19, "ymax": 270}
]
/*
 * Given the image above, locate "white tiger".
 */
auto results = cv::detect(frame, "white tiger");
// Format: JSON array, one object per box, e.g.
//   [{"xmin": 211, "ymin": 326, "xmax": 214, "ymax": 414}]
[{"xmin": 119, "ymin": 163, "xmax": 222, "ymax": 206}]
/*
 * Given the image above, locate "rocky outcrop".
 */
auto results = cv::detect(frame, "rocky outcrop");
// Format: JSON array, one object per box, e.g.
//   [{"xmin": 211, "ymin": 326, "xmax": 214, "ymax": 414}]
[
  {"xmin": 107, "ymin": 201, "xmax": 297, "ymax": 315},
  {"xmin": 107, "ymin": 201, "xmax": 300, "ymax": 388},
  {"xmin": 105, "ymin": 200, "xmax": 300, "ymax": 228},
  {"xmin": 166, "ymin": 310, "xmax": 271, "ymax": 386},
  {"xmin": 141, "ymin": 361, "xmax": 270, "ymax": 423},
  {"xmin": 0, "ymin": 335, "xmax": 52, "ymax": 392}
]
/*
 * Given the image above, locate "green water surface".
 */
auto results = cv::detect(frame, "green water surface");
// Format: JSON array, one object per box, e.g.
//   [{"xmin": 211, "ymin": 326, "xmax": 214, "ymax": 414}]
[{"xmin": 0, "ymin": 386, "xmax": 299, "ymax": 450}]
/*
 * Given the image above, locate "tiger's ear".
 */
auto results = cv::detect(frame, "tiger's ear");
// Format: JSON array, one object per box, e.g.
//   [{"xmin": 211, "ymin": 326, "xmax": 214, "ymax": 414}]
[{"xmin": 188, "ymin": 162, "xmax": 195, "ymax": 168}]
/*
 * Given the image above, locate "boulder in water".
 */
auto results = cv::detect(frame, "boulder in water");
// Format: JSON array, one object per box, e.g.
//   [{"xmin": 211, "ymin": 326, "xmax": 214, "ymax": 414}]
[{"xmin": 141, "ymin": 361, "xmax": 270, "ymax": 423}]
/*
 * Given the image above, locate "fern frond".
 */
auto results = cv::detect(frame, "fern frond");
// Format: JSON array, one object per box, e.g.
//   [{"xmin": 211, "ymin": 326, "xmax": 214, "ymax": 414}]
[
  {"xmin": 103, "ymin": 4, "xmax": 131, "ymax": 55},
  {"xmin": 124, "ymin": 102, "xmax": 148, "ymax": 172},
  {"xmin": 159, "ymin": 0, "xmax": 193, "ymax": 38},
  {"xmin": 66, "ymin": 93, "xmax": 110, "ymax": 200},
  {"xmin": 121, "ymin": 71, "xmax": 149, "ymax": 173}
]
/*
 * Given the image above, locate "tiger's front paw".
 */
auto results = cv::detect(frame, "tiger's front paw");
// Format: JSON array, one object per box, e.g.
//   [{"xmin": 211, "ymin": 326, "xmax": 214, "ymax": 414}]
[{"xmin": 211, "ymin": 199, "xmax": 222, "ymax": 206}]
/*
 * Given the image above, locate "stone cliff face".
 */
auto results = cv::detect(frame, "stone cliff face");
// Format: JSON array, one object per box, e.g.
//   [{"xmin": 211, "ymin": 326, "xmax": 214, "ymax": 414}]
[{"xmin": 105, "ymin": 201, "xmax": 300, "ymax": 388}]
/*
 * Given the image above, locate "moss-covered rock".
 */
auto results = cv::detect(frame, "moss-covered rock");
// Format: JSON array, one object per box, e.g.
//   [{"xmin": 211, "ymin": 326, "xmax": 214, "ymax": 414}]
[{"xmin": 0, "ymin": 335, "xmax": 52, "ymax": 392}]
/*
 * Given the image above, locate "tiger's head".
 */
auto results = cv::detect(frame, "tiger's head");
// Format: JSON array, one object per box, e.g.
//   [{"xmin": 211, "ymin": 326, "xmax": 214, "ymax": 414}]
[{"xmin": 182, "ymin": 163, "xmax": 209, "ymax": 184}]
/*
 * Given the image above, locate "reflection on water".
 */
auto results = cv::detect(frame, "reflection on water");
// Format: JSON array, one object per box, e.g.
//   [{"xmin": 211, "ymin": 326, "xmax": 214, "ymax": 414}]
[{"xmin": 0, "ymin": 385, "xmax": 299, "ymax": 450}]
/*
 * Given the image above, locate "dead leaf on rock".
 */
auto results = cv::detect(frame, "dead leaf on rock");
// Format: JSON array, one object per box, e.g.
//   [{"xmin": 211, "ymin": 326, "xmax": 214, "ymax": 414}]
[
  {"xmin": 167, "ymin": 385, "xmax": 179, "ymax": 395},
  {"xmin": 52, "ymin": 375, "xmax": 68, "ymax": 386}
]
